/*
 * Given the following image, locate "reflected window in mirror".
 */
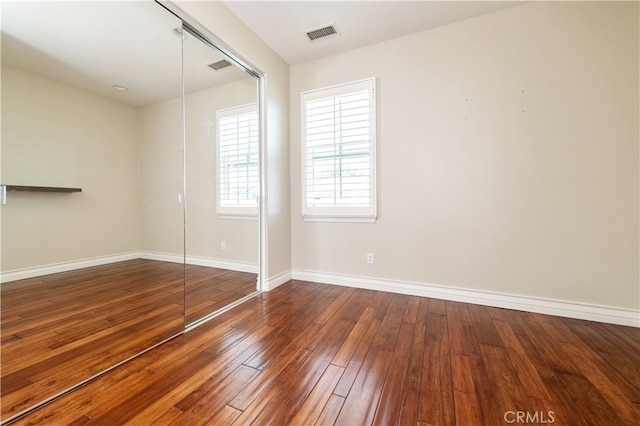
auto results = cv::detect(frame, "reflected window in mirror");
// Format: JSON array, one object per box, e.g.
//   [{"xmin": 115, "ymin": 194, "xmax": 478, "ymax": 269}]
[{"xmin": 217, "ymin": 103, "xmax": 259, "ymax": 218}]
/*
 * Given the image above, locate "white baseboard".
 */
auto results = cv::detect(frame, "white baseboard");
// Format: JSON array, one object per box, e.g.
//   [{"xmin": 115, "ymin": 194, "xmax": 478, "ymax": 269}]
[
  {"xmin": 291, "ymin": 269, "xmax": 640, "ymax": 327},
  {"xmin": 5, "ymin": 255, "xmax": 636, "ymax": 327},
  {"xmin": 265, "ymin": 269, "xmax": 292, "ymax": 291},
  {"xmin": 1, "ymin": 252, "xmax": 139, "ymax": 283},
  {"xmin": 138, "ymin": 251, "xmax": 258, "ymax": 274},
  {"xmin": 136, "ymin": 251, "xmax": 184, "ymax": 264},
  {"xmin": 187, "ymin": 254, "xmax": 258, "ymax": 274},
  {"xmin": 1, "ymin": 252, "xmax": 259, "ymax": 283}
]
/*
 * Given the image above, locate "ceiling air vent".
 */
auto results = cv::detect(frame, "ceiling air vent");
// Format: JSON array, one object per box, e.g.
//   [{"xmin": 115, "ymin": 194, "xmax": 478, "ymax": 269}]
[
  {"xmin": 208, "ymin": 59, "xmax": 232, "ymax": 71},
  {"xmin": 306, "ymin": 24, "xmax": 338, "ymax": 42}
]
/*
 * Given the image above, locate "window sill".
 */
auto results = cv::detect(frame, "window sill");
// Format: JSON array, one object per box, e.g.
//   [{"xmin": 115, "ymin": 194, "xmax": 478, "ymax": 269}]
[
  {"xmin": 218, "ymin": 214, "xmax": 258, "ymax": 221},
  {"xmin": 302, "ymin": 215, "xmax": 377, "ymax": 223}
]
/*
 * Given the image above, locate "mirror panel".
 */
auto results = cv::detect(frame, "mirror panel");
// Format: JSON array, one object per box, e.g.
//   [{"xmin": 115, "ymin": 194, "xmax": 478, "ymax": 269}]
[
  {"xmin": 0, "ymin": 1, "xmax": 184, "ymax": 421},
  {"xmin": 182, "ymin": 29, "xmax": 259, "ymax": 326}
]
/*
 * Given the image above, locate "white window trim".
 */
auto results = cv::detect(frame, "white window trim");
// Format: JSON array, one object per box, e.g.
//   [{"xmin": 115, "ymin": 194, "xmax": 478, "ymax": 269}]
[
  {"xmin": 301, "ymin": 77, "xmax": 377, "ymax": 223},
  {"xmin": 216, "ymin": 103, "xmax": 259, "ymax": 219}
]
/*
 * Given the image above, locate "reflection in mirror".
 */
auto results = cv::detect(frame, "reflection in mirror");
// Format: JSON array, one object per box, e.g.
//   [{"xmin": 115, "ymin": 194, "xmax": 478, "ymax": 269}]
[
  {"xmin": 0, "ymin": 1, "xmax": 184, "ymax": 422},
  {"xmin": 182, "ymin": 28, "xmax": 259, "ymax": 326}
]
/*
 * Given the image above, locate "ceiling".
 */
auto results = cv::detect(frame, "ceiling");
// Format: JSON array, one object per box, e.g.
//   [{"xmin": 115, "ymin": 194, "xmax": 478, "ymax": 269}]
[
  {"xmin": 1, "ymin": 1, "xmax": 525, "ymax": 105},
  {"xmin": 223, "ymin": 0, "xmax": 526, "ymax": 65},
  {"xmin": 1, "ymin": 1, "xmax": 252, "ymax": 107}
]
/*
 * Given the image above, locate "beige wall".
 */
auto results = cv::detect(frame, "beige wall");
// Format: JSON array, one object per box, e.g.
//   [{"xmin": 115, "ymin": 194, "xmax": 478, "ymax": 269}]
[
  {"xmin": 138, "ymin": 95, "xmax": 184, "ymax": 257},
  {"xmin": 140, "ymin": 77, "xmax": 259, "ymax": 265},
  {"xmin": 290, "ymin": 1, "xmax": 639, "ymax": 310},
  {"xmin": 1, "ymin": 65, "xmax": 141, "ymax": 270},
  {"xmin": 2, "ymin": 1, "xmax": 293, "ymax": 281},
  {"xmin": 2, "ymin": 65, "xmax": 262, "ymax": 272},
  {"xmin": 175, "ymin": 1, "xmax": 291, "ymax": 281},
  {"xmin": 185, "ymin": 78, "xmax": 258, "ymax": 264}
]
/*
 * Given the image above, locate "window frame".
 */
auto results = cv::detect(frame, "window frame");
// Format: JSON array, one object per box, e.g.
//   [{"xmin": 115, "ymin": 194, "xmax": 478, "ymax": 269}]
[
  {"xmin": 301, "ymin": 77, "xmax": 377, "ymax": 222},
  {"xmin": 216, "ymin": 103, "xmax": 259, "ymax": 219}
]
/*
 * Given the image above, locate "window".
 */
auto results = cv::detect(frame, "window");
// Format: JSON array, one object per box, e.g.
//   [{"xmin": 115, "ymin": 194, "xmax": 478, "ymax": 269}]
[
  {"xmin": 217, "ymin": 104, "xmax": 258, "ymax": 218},
  {"xmin": 302, "ymin": 78, "xmax": 376, "ymax": 222}
]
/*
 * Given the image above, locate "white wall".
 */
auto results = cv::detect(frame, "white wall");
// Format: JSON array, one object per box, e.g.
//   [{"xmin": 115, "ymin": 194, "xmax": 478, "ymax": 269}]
[
  {"xmin": 290, "ymin": 2, "xmax": 639, "ymax": 314},
  {"xmin": 1, "ymin": 65, "xmax": 140, "ymax": 271}
]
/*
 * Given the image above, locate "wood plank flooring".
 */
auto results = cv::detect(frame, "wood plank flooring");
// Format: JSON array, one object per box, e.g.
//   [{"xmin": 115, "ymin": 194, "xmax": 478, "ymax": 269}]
[
  {"xmin": 185, "ymin": 265, "xmax": 258, "ymax": 325},
  {"xmin": 9, "ymin": 280, "xmax": 639, "ymax": 425},
  {"xmin": 1, "ymin": 260, "xmax": 256, "ymax": 422}
]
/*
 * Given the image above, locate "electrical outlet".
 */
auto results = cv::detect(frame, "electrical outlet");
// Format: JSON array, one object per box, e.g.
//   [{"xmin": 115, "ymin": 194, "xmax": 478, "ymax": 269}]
[
  {"xmin": 221, "ymin": 241, "xmax": 226, "ymax": 250},
  {"xmin": 367, "ymin": 253, "xmax": 374, "ymax": 264}
]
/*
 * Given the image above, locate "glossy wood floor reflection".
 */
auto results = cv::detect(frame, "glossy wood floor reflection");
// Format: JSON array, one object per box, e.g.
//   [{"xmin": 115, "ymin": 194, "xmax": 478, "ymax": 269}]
[
  {"xmin": 185, "ymin": 265, "xmax": 257, "ymax": 325},
  {"xmin": 11, "ymin": 280, "xmax": 639, "ymax": 425},
  {"xmin": 1, "ymin": 260, "xmax": 256, "ymax": 421}
]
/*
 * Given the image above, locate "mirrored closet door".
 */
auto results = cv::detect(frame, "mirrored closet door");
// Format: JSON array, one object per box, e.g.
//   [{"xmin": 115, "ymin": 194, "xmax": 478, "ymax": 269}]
[
  {"xmin": 182, "ymin": 27, "xmax": 260, "ymax": 327},
  {"xmin": 0, "ymin": 1, "xmax": 262, "ymax": 423}
]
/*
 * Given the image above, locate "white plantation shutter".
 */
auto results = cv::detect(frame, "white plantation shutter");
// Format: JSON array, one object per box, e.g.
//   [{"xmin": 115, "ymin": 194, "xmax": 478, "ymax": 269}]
[
  {"xmin": 217, "ymin": 104, "xmax": 258, "ymax": 217},
  {"xmin": 302, "ymin": 78, "xmax": 376, "ymax": 221}
]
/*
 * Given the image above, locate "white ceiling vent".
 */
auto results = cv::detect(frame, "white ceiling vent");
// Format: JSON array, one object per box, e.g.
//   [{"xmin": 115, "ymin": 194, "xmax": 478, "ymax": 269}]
[
  {"xmin": 306, "ymin": 24, "xmax": 338, "ymax": 42},
  {"xmin": 208, "ymin": 59, "xmax": 232, "ymax": 71}
]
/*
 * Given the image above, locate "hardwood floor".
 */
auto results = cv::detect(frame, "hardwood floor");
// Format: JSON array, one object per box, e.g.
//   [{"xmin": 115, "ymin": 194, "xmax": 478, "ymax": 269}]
[
  {"xmin": 9, "ymin": 280, "xmax": 639, "ymax": 425},
  {"xmin": 1, "ymin": 260, "xmax": 256, "ymax": 422},
  {"xmin": 185, "ymin": 265, "xmax": 257, "ymax": 325}
]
